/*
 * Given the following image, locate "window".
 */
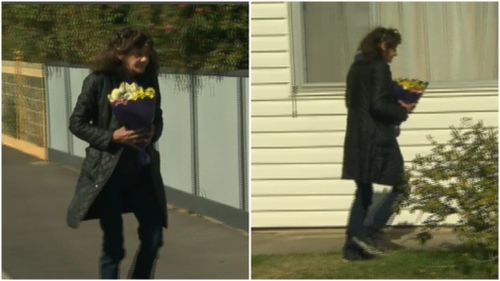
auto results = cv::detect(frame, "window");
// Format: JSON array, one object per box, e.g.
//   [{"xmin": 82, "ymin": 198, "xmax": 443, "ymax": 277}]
[{"xmin": 290, "ymin": 2, "xmax": 498, "ymax": 92}]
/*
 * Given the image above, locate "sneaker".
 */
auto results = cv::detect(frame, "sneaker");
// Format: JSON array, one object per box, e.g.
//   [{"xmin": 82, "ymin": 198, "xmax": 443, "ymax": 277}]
[
  {"xmin": 341, "ymin": 249, "xmax": 366, "ymax": 263},
  {"xmin": 341, "ymin": 245, "xmax": 375, "ymax": 263},
  {"xmin": 357, "ymin": 247, "xmax": 376, "ymax": 259},
  {"xmin": 368, "ymin": 231, "xmax": 403, "ymax": 252},
  {"xmin": 352, "ymin": 236, "xmax": 384, "ymax": 256}
]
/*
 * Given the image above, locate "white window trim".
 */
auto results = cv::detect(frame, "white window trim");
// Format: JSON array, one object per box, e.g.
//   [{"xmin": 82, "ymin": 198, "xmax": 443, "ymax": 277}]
[{"xmin": 288, "ymin": 2, "xmax": 498, "ymax": 95}]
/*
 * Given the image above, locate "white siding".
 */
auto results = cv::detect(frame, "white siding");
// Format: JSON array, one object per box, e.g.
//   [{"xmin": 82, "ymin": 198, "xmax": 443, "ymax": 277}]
[{"xmin": 251, "ymin": 2, "xmax": 498, "ymax": 228}]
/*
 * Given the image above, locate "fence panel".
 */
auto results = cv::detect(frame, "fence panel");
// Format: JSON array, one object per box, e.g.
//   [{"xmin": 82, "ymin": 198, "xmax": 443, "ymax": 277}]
[
  {"xmin": 242, "ymin": 77, "xmax": 249, "ymax": 211},
  {"xmin": 69, "ymin": 68, "xmax": 91, "ymax": 158},
  {"xmin": 196, "ymin": 76, "xmax": 242, "ymax": 209},
  {"xmin": 2, "ymin": 72, "xmax": 18, "ymax": 137},
  {"xmin": 46, "ymin": 66, "xmax": 70, "ymax": 153},
  {"xmin": 160, "ymin": 74, "xmax": 195, "ymax": 195},
  {"xmin": 2, "ymin": 61, "xmax": 46, "ymax": 148},
  {"xmin": 43, "ymin": 64, "xmax": 248, "ymax": 213}
]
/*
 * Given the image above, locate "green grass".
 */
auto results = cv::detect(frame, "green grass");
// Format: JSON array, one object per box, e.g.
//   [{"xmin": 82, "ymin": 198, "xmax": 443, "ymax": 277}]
[{"xmin": 252, "ymin": 248, "xmax": 498, "ymax": 279}]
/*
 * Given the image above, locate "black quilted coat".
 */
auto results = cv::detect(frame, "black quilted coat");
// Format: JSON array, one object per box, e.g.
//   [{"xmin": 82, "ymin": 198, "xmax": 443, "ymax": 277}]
[
  {"xmin": 341, "ymin": 57, "xmax": 408, "ymax": 186},
  {"xmin": 66, "ymin": 72, "xmax": 167, "ymax": 229}
]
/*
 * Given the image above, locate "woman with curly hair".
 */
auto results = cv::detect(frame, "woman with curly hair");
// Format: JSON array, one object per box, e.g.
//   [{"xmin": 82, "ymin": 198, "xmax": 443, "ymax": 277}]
[
  {"xmin": 341, "ymin": 27, "xmax": 415, "ymax": 261},
  {"xmin": 66, "ymin": 27, "xmax": 166, "ymax": 278}
]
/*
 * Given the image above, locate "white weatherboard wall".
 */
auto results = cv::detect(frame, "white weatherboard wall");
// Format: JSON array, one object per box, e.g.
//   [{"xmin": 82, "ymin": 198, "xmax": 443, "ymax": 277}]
[{"xmin": 251, "ymin": 2, "xmax": 498, "ymax": 228}]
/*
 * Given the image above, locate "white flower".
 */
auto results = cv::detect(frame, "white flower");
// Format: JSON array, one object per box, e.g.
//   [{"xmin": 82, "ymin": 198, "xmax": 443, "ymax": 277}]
[
  {"xmin": 119, "ymin": 82, "xmax": 127, "ymax": 93},
  {"xmin": 110, "ymin": 88, "xmax": 122, "ymax": 101},
  {"xmin": 125, "ymin": 82, "xmax": 138, "ymax": 94},
  {"xmin": 123, "ymin": 92, "xmax": 132, "ymax": 100}
]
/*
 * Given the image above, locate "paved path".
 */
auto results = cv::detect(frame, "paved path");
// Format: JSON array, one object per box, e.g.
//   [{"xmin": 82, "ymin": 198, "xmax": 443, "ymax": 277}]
[{"xmin": 2, "ymin": 145, "xmax": 248, "ymax": 279}]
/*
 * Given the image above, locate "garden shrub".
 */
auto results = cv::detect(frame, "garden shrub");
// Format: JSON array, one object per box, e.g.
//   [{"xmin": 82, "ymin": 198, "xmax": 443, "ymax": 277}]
[{"xmin": 401, "ymin": 118, "xmax": 498, "ymax": 274}]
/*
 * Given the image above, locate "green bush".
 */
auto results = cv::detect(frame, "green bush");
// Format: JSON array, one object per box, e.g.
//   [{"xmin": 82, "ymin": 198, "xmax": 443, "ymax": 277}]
[
  {"xmin": 401, "ymin": 118, "xmax": 498, "ymax": 271},
  {"xmin": 2, "ymin": 3, "xmax": 248, "ymax": 73}
]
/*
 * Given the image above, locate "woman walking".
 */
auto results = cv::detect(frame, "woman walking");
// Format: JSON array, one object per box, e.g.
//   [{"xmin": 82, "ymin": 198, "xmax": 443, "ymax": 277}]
[
  {"xmin": 66, "ymin": 27, "xmax": 167, "ymax": 278},
  {"xmin": 341, "ymin": 27, "xmax": 415, "ymax": 261}
]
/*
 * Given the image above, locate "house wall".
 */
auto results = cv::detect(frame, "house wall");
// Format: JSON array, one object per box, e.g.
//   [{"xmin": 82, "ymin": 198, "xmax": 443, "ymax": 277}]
[{"xmin": 251, "ymin": 2, "xmax": 498, "ymax": 228}]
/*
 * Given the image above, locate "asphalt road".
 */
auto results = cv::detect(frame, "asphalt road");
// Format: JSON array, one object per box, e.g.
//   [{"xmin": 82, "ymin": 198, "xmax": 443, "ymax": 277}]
[{"xmin": 2, "ymin": 145, "xmax": 248, "ymax": 279}]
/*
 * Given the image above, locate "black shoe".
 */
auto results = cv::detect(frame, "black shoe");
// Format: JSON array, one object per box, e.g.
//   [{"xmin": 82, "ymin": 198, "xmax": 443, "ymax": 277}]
[
  {"xmin": 342, "ymin": 250, "xmax": 363, "ymax": 262},
  {"xmin": 342, "ymin": 244, "xmax": 375, "ymax": 262},
  {"xmin": 352, "ymin": 236, "xmax": 384, "ymax": 256},
  {"xmin": 367, "ymin": 231, "xmax": 403, "ymax": 252},
  {"xmin": 357, "ymin": 247, "xmax": 376, "ymax": 259}
]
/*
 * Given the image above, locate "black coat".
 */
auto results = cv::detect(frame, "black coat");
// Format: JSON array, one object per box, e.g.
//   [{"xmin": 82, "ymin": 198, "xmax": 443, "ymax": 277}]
[
  {"xmin": 66, "ymin": 72, "xmax": 167, "ymax": 229},
  {"xmin": 341, "ymin": 58, "xmax": 408, "ymax": 186}
]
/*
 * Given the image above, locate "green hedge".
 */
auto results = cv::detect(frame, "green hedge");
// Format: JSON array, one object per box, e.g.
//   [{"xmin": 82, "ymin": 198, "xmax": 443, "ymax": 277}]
[{"xmin": 2, "ymin": 3, "xmax": 248, "ymax": 73}]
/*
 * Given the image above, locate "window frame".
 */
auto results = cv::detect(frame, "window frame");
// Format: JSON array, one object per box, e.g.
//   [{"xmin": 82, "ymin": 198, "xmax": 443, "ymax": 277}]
[{"xmin": 288, "ymin": 2, "xmax": 498, "ymax": 95}]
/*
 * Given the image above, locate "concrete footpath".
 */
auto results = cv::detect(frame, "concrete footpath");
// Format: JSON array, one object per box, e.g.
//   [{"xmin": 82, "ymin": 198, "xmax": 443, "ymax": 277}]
[
  {"xmin": 2, "ymin": 145, "xmax": 248, "ymax": 279},
  {"xmin": 253, "ymin": 225, "xmax": 462, "ymax": 256}
]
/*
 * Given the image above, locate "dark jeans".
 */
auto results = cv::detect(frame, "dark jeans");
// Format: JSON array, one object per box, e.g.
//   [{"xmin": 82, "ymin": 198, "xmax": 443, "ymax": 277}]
[
  {"xmin": 345, "ymin": 180, "xmax": 405, "ymax": 246},
  {"xmin": 98, "ymin": 161, "xmax": 163, "ymax": 279}
]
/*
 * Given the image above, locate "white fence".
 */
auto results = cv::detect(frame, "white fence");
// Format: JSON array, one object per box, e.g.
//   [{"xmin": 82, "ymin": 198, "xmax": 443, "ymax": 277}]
[{"xmin": 45, "ymin": 65, "xmax": 248, "ymax": 229}]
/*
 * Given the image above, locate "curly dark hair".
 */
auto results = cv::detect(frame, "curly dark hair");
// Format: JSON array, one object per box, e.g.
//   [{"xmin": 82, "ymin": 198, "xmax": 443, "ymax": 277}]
[
  {"xmin": 93, "ymin": 27, "xmax": 159, "ymax": 77},
  {"xmin": 358, "ymin": 27, "xmax": 402, "ymax": 61}
]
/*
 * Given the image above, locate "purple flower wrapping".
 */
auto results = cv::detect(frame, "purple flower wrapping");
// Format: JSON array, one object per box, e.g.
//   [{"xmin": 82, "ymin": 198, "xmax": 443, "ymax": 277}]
[
  {"xmin": 111, "ymin": 98, "xmax": 156, "ymax": 130},
  {"xmin": 110, "ymin": 98, "xmax": 156, "ymax": 165},
  {"xmin": 392, "ymin": 82, "xmax": 422, "ymax": 104}
]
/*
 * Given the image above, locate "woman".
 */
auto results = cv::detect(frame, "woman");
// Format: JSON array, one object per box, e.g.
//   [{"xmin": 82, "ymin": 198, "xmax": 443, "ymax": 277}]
[
  {"xmin": 66, "ymin": 27, "xmax": 167, "ymax": 278},
  {"xmin": 341, "ymin": 27, "xmax": 415, "ymax": 261}
]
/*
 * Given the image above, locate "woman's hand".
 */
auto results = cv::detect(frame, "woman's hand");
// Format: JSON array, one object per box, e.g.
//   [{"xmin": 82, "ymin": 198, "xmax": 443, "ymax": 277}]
[
  {"xmin": 398, "ymin": 100, "xmax": 417, "ymax": 113},
  {"xmin": 139, "ymin": 126, "xmax": 155, "ymax": 146},
  {"xmin": 112, "ymin": 126, "xmax": 149, "ymax": 149}
]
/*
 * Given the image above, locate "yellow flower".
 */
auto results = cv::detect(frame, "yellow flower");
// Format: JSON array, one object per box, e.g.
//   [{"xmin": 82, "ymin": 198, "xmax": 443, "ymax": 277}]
[
  {"xmin": 145, "ymin": 87, "xmax": 155, "ymax": 99},
  {"xmin": 396, "ymin": 78, "xmax": 428, "ymax": 93},
  {"xmin": 108, "ymin": 82, "xmax": 155, "ymax": 102}
]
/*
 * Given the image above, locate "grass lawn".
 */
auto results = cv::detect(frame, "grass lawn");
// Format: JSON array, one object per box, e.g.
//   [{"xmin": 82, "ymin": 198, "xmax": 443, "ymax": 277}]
[{"xmin": 252, "ymin": 248, "xmax": 498, "ymax": 279}]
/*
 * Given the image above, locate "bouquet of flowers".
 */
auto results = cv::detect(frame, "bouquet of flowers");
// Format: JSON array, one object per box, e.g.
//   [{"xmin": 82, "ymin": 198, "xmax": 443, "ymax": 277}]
[
  {"xmin": 108, "ymin": 82, "xmax": 156, "ymax": 165},
  {"xmin": 393, "ymin": 78, "xmax": 429, "ymax": 104}
]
